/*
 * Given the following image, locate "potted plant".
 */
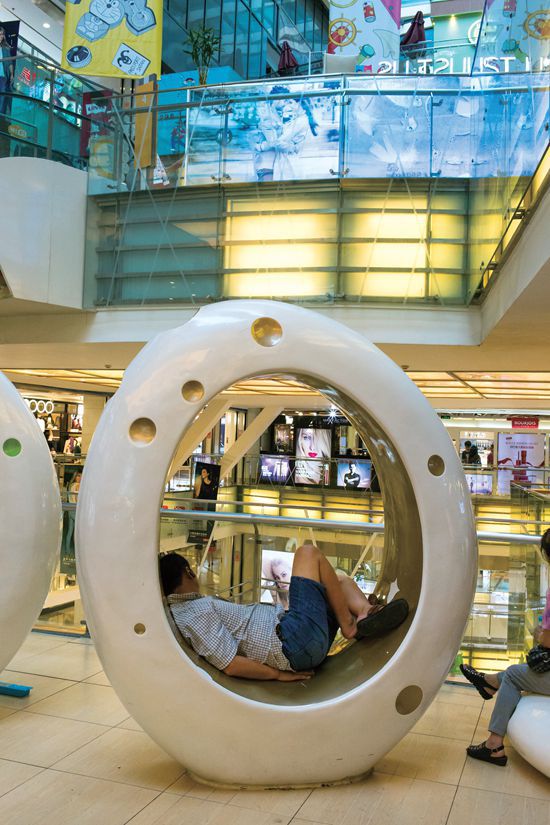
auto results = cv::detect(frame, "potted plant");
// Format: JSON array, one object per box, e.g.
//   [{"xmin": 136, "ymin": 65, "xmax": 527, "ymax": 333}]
[{"xmin": 184, "ymin": 25, "xmax": 221, "ymax": 86}]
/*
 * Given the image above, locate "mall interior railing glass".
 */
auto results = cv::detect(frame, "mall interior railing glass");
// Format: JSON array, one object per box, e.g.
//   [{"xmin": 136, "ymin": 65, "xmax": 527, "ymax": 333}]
[{"xmin": 35, "ymin": 503, "xmax": 547, "ymax": 678}]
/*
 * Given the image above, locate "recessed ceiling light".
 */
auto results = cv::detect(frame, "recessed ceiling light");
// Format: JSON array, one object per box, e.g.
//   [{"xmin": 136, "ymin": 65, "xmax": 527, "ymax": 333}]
[{"xmin": 42, "ymin": 22, "xmax": 51, "ymax": 28}]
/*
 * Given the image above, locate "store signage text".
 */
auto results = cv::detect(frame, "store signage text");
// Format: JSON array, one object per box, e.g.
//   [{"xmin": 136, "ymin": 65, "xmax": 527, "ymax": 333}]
[
  {"xmin": 366, "ymin": 55, "xmax": 550, "ymax": 75},
  {"xmin": 509, "ymin": 416, "xmax": 540, "ymax": 429}
]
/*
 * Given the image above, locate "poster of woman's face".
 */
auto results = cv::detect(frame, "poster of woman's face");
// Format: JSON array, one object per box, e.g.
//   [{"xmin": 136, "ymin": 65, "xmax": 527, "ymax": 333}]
[
  {"xmin": 295, "ymin": 428, "xmax": 332, "ymax": 485},
  {"xmin": 193, "ymin": 461, "xmax": 220, "ymax": 501},
  {"xmin": 261, "ymin": 550, "xmax": 294, "ymax": 607}
]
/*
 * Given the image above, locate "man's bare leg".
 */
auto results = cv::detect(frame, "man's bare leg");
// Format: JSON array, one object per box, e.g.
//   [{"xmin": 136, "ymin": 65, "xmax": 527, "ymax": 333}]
[{"xmin": 291, "ymin": 545, "xmax": 372, "ymax": 639}]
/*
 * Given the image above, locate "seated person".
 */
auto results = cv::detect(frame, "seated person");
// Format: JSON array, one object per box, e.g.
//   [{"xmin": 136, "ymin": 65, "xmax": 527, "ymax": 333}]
[
  {"xmin": 160, "ymin": 545, "xmax": 409, "ymax": 682},
  {"xmin": 460, "ymin": 527, "xmax": 550, "ymax": 767}
]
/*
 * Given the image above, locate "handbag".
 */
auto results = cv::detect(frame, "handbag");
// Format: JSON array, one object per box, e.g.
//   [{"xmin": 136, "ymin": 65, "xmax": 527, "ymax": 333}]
[{"xmin": 526, "ymin": 644, "xmax": 550, "ymax": 673}]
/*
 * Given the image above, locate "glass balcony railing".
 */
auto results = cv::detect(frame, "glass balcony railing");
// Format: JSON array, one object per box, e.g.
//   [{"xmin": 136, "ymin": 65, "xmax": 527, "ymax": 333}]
[{"xmin": 35, "ymin": 500, "xmax": 547, "ymax": 679}]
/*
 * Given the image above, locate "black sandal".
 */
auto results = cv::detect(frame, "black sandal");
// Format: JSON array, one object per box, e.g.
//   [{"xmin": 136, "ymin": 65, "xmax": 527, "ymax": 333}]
[
  {"xmin": 466, "ymin": 741, "xmax": 507, "ymax": 767},
  {"xmin": 459, "ymin": 664, "xmax": 496, "ymax": 700},
  {"xmin": 355, "ymin": 598, "xmax": 409, "ymax": 640}
]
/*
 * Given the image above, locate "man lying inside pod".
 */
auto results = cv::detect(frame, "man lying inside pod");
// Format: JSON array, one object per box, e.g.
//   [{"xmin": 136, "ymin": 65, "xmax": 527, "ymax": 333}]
[{"xmin": 159, "ymin": 546, "xmax": 409, "ymax": 682}]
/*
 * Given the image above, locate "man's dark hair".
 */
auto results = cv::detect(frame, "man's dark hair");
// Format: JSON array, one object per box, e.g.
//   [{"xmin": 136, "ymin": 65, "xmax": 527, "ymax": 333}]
[
  {"xmin": 159, "ymin": 553, "xmax": 190, "ymax": 596},
  {"xmin": 541, "ymin": 529, "xmax": 550, "ymax": 564},
  {"xmin": 464, "ymin": 440, "xmax": 471, "ymax": 448}
]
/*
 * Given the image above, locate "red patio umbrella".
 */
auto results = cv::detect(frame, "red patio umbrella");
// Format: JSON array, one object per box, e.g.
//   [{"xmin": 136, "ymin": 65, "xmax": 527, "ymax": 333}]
[
  {"xmin": 278, "ymin": 41, "xmax": 299, "ymax": 75},
  {"xmin": 401, "ymin": 11, "xmax": 427, "ymax": 60}
]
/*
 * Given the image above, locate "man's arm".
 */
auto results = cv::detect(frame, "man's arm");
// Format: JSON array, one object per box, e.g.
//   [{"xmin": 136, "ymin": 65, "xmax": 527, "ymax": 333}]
[{"xmin": 224, "ymin": 655, "xmax": 313, "ymax": 682}]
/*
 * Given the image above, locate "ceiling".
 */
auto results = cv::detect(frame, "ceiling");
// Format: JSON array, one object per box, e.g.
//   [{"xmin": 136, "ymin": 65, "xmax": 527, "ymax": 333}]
[{"xmin": 5, "ymin": 368, "xmax": 550, "ymax": 406}]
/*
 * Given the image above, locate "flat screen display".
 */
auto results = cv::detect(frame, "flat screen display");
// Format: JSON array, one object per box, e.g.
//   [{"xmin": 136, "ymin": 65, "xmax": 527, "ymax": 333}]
[
  {"xmin": 464, "ymin": 473, "xmax": 493, "ymax": 495},
  {"xmin": 259, "ymin": 455, "xmax": 291, "ymax": 484},
  {"xmin": 337, "ymin": 459, "xmax": 372, "ymax": 490}
]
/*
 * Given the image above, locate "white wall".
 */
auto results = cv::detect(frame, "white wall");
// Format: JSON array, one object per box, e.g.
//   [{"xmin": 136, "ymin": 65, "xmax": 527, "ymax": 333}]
[{"xmin": 0, "ymin": 157, "xmax": 87, "ymax": 309}]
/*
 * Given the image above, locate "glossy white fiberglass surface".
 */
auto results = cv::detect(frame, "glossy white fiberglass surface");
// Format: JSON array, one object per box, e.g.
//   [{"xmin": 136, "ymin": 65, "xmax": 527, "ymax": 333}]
[
  {"xmin": 0, "ymin": 372, "xmax": 61, "ymax": 671},
  {"xmin": 76, "ymin": 300, "xmax": 477, "ymax": 787}
]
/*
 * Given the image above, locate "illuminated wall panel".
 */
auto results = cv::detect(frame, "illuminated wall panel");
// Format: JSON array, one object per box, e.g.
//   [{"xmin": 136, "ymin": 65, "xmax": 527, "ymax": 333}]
[
  {"xmin": 224, "ymin": 271, "xmax": 336, "ymax": 298},
  {"xmin": 343, "ymin": 273, "xmax": 426, "ymax": 299}
]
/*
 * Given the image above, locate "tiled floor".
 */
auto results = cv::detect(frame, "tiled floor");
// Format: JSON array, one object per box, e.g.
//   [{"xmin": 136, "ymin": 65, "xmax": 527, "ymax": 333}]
[{"xmin": 0, "ymin": 632, "xmax": 549, "ymax": 825}]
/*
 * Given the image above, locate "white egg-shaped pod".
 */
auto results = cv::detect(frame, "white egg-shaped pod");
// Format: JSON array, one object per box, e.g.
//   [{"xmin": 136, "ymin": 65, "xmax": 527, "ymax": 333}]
[
  {"xmin": 0, "ymin": 372, "xmax": 62, "ymax": 671},
  {"xmin": 77, "ymin": 300, "xmax": 477, "ymax": 788},
  {"xmin": 508, "ymin": 695, "xmax": 550, "ymax": 777}
]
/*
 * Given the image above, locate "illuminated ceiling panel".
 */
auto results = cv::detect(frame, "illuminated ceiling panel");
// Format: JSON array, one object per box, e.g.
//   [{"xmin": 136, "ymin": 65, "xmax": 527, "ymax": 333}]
[{"xmin": 4, "ymin": 369, "xmax": 550, "ymax": 403}]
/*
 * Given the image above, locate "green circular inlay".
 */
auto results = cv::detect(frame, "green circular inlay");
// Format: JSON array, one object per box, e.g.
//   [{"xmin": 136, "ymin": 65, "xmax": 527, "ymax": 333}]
[{"xmin": 3, "ymin": 438, "xmax": 22, "ymax": 457}]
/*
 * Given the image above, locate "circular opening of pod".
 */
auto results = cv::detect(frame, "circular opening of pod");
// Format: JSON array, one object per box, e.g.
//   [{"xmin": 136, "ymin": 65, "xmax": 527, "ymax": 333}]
[
  {"xmin": 3, "ymin": 438, "xmax": 22, "ymax": 457},
  {"xmin": 181, "ymin": 381, "xmax": 205, "ymax": 403},
  {"xmin": 427, "ymin": 455, "xmax": 445, "ymax": 476},
  {"xmin": 251, "ymin": 317, "xmax": 283, "ymax": 347},
  {"xmin": 129, "ymin": 418, "xmax": 157, "ymax": 445}
]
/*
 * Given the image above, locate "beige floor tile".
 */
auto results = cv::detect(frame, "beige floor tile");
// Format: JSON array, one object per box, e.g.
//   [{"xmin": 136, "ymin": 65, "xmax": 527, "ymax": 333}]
[
  {"xmin": 295, "ymin": 772, "xmax": 455, "ymax": 825},
  {"xmin": 26, "ymin": 682, "xmax": 129, "ymax": 726},
  {"xmin": 126, "ymin": 793, "xmax": 292, "ymax": 825},
  {"xmin": 412, "ymin": 699, "xmax": 482, "ymax": 741},
  {"xmin": 226, "ymin": 788, "xmax": 310, "ymax": 816},
  {"xmin": 375, "ymin": 732, "xmax": 467, "ymax": 785},
  {"xmin": 0, "ymin": 767, "xmax": 157, "ymax": 825},
  {"xmin": 448, "ymin": 786, "xmax": 550, "ymax": 825},
  {"xmin": 118, "ymin": 716, "xmax": 144, "ymax": 732},
  {"xmin": 6, "ymin": 634, "xmax": 67, "ymax": 668},
  {"xmin": 10, "ymin": 644, "xmax": 102, "ymax": 681},
  {"xmin": 167, "ymin": 773, "xmax": 237, "ymax": 802},
  {"xmin": 0, "ymin": 758, "xmax": 42, "ymax": 797},
  {"xmin": 53, "ymin": 727, "xmax": 184, "ymax": 790},
  {"xmin": 84, "ymin": 671, "xmax": 111, "ymax": 686},
  {"xmin": 460, "ymin": 744, "xmax": 550, "ymax": 801},
  {"xmin": 436, "ymin": 684, "xmax": 483, "ymax": 709},
  {"xmin": 0, "ymin": 706, "xmax": 16, "ymax": 721},
  {"xmin": 0, "ymin": 670, "xmax": 76, "ymax": 710},
  {"xmin": 0, "ymin": 711, "xmax": 108, "ymax": 767}
]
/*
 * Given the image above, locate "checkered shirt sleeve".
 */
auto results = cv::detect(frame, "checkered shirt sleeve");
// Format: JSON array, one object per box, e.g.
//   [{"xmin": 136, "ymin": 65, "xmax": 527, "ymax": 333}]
[{"xmin": 169, "ymin": 596, "xmax": 238, "ymax": 671}]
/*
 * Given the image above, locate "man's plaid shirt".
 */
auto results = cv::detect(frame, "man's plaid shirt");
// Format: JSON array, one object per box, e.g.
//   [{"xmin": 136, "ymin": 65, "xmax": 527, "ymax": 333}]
[{"xmin": 168, "ymin": 593, "xmax": 292, "ymax": 671}]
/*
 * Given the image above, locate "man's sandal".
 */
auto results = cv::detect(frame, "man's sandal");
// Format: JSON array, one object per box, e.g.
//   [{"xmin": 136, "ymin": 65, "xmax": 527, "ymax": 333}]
[
  {"xmin": 355, "ymin": 598, "xmax": 409, "ymax": 640},
  {"xmin": 459, "ymin": 664, "xmax": 496, "ymax": 700},
  {"xmin": 466, "ymin": 741, "xmax": 507, "ymax": 767}
]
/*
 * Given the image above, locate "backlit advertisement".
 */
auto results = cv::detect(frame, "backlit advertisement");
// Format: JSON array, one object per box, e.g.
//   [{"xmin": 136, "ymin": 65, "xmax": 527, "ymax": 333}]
[
  {"xmin": 465, "ymin": 473, "xmax": 493, "ymax": 495},
  {"xmin": 259, "ymin": 455, "xmax": 291, "ymax": 484},
  {"xmin": 497, "ymin": 432, "xmax": 545, "ymax": 494},
  {"xmin": 337, "ymin": 459, "xmax": 372, "ymax": 489},
  {"xmin": 295, "ymin": 428, "xmax": 331, "ymax": 485},
  {"xmin": 261, "ymin": 550, "xmax": 294, "ymax": 607}
]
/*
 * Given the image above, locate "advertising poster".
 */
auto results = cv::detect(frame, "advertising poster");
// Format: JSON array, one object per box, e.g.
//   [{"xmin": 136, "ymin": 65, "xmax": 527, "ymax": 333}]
[
  {"xmin": 62, "ymin": 0, "xmax": 162, "ymax": 79},
  {"xmin": 295, "ymin": 427, "xmax": 331, "ymax": 485},
  {"xmin": 185, "ymin": 79, "xmax": 340, "ymax": 185},
  {"xmin": 465, "ymin": 473, "xmax": 493, "ymax": 495},
  {"xmin": 328, "ymin": 0, "xmax": 402, "ymax": 72},
  {"xmin": 474, "ymin": 0, "xmax": 550, "ymax": 73},
  {"xmin": 261, "ymin": 550, "xmax": 294, "ymax": 607},
  {"xmin": 274, "ymin": 424, "xmax": 292, "ymax": 453},
  {"xmin": 259, "ymin": 455, "xmax": 291, "ymax": 484},
  {"xmin": 80, "ymin": 89, "xmax": 114, "ymax": 158},
  {"xmin": 497, "ymin": 431, "xmax": 546, "ymax": 494},
  {"xmin": 337, "ymin": 459, "xmax": 372, "ymax": 489},
  {"xmin": 188, "ymin": 461, "xmax": 220, "ymax": 544}
]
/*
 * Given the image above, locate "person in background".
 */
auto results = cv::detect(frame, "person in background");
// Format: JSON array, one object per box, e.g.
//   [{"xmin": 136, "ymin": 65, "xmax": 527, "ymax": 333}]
[
  {"xmin": 468, "ymin": 444, "xmax": 482, "ymax": 466},
  {"xmin": 461, "ymin": 440, "xmax": 472, "ymax": 464},
  {"xmin": 487, "ymin": 444, "xmax": 494, "ymax": 467},
  {"xmin": 460, "ymin": 528, "xmax": 550, "ymax": 766},
  {"xmin": 0, "ymin": 28, "xmax": 14, "ymax": 116}
]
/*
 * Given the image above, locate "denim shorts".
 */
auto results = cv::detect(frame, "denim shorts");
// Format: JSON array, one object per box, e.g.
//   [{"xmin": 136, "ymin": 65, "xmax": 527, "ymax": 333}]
[{"xmin": 277, "ymin": 576, "xmax": 339, "ymax": 671}]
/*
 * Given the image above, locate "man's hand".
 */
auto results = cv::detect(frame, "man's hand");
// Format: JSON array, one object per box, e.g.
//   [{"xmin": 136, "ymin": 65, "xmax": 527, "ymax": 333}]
[
  {"xmin": 224, "ymin": 655, "xmax": 314, "ymax": 681},
  {"xmin": 276, "ymin": 670, "xmax": 314, "ymax": 682}
]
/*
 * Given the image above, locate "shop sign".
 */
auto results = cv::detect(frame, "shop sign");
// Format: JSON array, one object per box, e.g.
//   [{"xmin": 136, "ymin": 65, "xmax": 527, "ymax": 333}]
[{"xmin": 509, "ymin": 415, "xmax": 539, "ymax": 429}]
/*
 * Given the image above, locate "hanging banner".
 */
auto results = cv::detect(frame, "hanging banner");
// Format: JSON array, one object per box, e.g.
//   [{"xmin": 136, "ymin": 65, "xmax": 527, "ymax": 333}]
[
  {"xmin": 61, "ymin": 0, "xmax": 162, "ymax": 79},
  {"xmin": 328, "ymin": 0, "xmax": 402, "ymax": 72}
]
